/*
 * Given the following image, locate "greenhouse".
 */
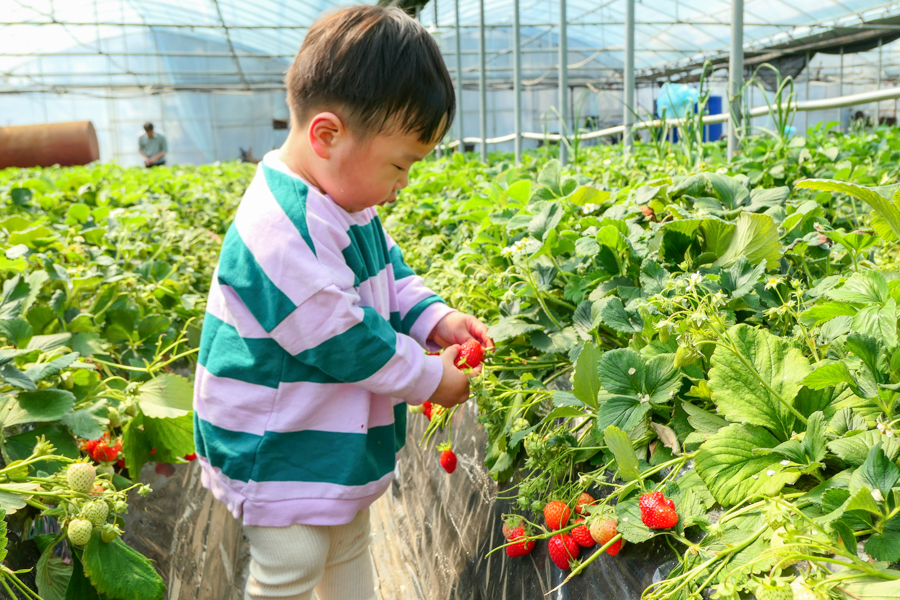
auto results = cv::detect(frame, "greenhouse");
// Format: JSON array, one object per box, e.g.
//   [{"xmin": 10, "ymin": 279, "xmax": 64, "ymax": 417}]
[{"xmin": 2, "ymin": 1, "xmax": 900, "ymax": 600}]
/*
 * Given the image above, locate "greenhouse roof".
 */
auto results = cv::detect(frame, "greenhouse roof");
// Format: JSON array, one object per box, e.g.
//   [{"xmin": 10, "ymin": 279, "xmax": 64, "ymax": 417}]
[{"xmin": 2, "ymin": 0, "xmax": 900, "ymax": 93}]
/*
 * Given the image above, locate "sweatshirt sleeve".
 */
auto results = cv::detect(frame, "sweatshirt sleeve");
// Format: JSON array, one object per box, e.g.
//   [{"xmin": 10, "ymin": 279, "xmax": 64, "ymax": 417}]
[
  {"xmin": 215, "ymin": 204, "xmax": 443, "ymax": 404},
  {"xmin": 385, "ymin": 232, "xmax": 456, "ymax": 350}
]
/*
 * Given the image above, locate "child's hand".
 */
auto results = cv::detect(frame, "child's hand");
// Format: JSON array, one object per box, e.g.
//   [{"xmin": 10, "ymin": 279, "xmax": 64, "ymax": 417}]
[
  {"xmin": 428, "ymin": 345, "xmax": 472, "ymax": 408},
  {"xmin": 429, "ymin": 312, "xmax": 494, "ymax": 350}
]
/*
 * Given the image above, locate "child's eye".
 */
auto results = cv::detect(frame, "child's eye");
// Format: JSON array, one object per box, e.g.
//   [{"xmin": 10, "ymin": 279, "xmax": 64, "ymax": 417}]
[{"xmin": 394, "ymin": 165, "xmax": 405, "ymax": 171}]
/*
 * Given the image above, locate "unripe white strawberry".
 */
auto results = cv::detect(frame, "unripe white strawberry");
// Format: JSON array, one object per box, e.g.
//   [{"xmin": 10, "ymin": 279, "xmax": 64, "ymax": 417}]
[
  {"xmin": 96, "ymin": 464, "xmax": 115, "ymax": 476},
  {"xmin": 82, "ymin": 500, "xmax": 109, "ymax": 528},
  {"xmin": 66, "ymin": 463, "xmax": 96, "ymax": 493},
  {"xmin": 67, "ymin": 519, "xmax": 93, "ymax": 546}
]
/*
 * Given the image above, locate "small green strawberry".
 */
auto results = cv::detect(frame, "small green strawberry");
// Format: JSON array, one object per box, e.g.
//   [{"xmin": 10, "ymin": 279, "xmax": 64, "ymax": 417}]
[
  {"xmin": 100, "ymin": 523, "xmax": 122, "ymax": 544},
  {"xmin": 82, "ymin": 500, "xmax": 109, "ymax": 528},
  {"xmin": 756, "ymin": 579, "xmax": 793, "ymax": 600},
  {"xmin": 66, "ymin": 462, "xmax": 96, "ymax": 493},
  {"xmin": 674, "ymin": 345, "xmax": 700, "ymax": 368},
  {"xmin": 67, "ymin": 519, "xmax": 93, "ymax": 546}
]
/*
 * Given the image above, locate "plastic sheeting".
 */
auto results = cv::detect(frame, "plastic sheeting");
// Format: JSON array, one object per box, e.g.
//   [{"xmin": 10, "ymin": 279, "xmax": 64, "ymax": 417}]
[{"xmin": 124, "ymin": 403, "xmax": 670, "ymax": 599}]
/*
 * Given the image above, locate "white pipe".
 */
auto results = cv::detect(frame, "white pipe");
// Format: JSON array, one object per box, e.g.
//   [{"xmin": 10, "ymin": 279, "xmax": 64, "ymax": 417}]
[{"xmin": 438, "ymin": 86, "xmax": 900, "ymax": 149}]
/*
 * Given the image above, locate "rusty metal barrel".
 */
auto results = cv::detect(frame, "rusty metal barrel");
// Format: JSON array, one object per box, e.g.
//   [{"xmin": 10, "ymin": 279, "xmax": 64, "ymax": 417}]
[{"xmin": 0, "ymin": 121, "xmax": 100, "ymax": 169}]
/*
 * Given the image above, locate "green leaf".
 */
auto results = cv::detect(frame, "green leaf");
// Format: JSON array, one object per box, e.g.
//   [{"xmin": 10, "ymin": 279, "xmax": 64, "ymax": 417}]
[
  {"xmin": 596, "ymin": 396, "xmax": 652, "ymax": 434},
  {"xmin": 863, "ymin": 525, "xmax": 900, "ymax": 563},
  {"xmin": 82, "ymin": 530, "xmax": 165, "ymax": 600},
  {"xmin": 136, "ymin": 374, "xmax": 193, "ymax": 419},
  {"xmin": 695, "ymin": 423, "xmax": 801, "ymax": 507},
  {"xmin": 598, "ymin": 349, "xmax": 681, "ymax": 403},
  {"xmin": 0, "ymin": 318, "xmax": 33, "ymax": 347},
  {"xmin": 803, "ymin": 362, "xmax": 856, "ymax": 390},
  {"xmin": 720, "ymin": 257, "xmax": 766, "ymax": 299},
  {"xmin": 831, "ymin": 520, "xmax": 858, "ymax": 556},
  {"xmin": 603, "ymin": 425, "xmax": 640, "ymax": 481},
  {"xmin": 709, "ymin": 325, "xmax": 810, "ymax": 441},
  {"xmin": 572, "ymin": 342, "xmax": 601, "ymax": 409},
  {"xmin": 122, "ymin": 414, "xmax": 153, "ymax": 480},
  {"xmin": 596, "ymin": 297, "xmax": 644, "ymax": 333},
  {"xmin": 528, "ymin": 327, "xmax": 577, "ymax": 354},
  {"xmin": 61, "ymin": 400, "xmax": 110, "ymax": 440},
  {"xmin": 828, "ymin": 270, "xmax": 889, "ymax": 304},
  {"xmin": 851, "ymin": 300, "xmax": 898, "ymax": 349},
  {"xmin": 65, "ymin": 547, "xmax": 101, "ymax": 600},
  {"xmin": 0, "ymin": 388, "xmax": 76, "ymax": 428},
  {"xmin": 3, "ymin": 423, "xmax": 78, "ymax": 474},
  {"xmin": 36, "ymin": 543, "xmax": 73, "ymax": 600},
  {"xmin": 803, "ymin": 411, "xmax": 827, "ymax": 464},
  {"xmin": 568, "ymin": 186, "xmax": 609, "ymax": 206},
  {"xmin": 527, "ymin": 202, "xmax": 564, "ymax": 238},
  {"xmin": 860, "ymin": 443, "xmax": 900, "ymax": 496},
  {"xmin": 0, "ymin": 482, "xmax": 40, "ymax": 514},
  {"xmin": 26, "ymin": 352, "xmax": 80, "ymax": 383},
  {"xmin": 705, "ymin": 173, "xmax": 750, "ymax": 209},
  {"xmin": 713, "ymin": 213, "xmax": 782, "ymax": 268},
  {"xmin": 795, "ymin": 179, "xmax": 900, "ymax": 240},
  {"xmin": 575, "ymin": 236, "xmax": 600, "ymax": 257},
  {"xmin": 537, "ymin": 159, "xmax": 562, "ymax": 196},
  {"xmin": 681, "ymin": 402, "xmax": 728, "ymax": 434},
  {"xmin": 829, "ymin": 407, "xmax": 868, "ymax": 436},
  {"xmin": 615, "ymin": 498, "xmax": 654, "ymax": 543},
  {"xmin": 640, "ymin": 259, "xmax": 669, "ymax": 296},
  {"xmin": 487, "ymin": 317, "xmax": 542, "ymax": 342},
  {"xmin": 828, "ymin": 430, "xmax": 900, "ymax": 467},
  {"xmin": 141, "ymin": 414, "xmax": 194, "ymax": 463},
  {"xmin": 838, "ymin": 576, "xmax": 900, "ymax": 600},
  {"xmin": 800, "ymin": 302, "xmax": 858, "ymax": 327},
  {"xmin": 27, "ymin": 333, "xmax": 72, "ymax": 353},
  {"xmin": 572, "ymin": 301, "xmax": 595, "ymax": 340},
  {"xmin": 0, "ymin": 363, "xmax": 38, "ymax": 391}
]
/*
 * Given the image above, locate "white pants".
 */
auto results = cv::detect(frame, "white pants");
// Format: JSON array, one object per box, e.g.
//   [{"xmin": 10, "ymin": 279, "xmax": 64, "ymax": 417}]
[{"xmin": 243, "ymin": 509, "xmax": 376, "ymax": 600}]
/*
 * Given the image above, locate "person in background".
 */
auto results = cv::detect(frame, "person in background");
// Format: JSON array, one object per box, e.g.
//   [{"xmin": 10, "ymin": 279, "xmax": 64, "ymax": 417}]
[{"xmin": 139, "ymin": 122, "xmax": 167, "ymax": 167}]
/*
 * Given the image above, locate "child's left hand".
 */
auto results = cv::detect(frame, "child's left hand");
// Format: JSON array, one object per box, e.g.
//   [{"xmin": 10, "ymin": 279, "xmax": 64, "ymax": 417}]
[{"xmin": 429, "ymin": 312, "xmax": 493, "ymax": 351}]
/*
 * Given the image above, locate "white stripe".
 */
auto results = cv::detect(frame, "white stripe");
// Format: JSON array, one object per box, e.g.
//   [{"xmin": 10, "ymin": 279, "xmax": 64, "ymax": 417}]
[
  {"xmin": 269, "ymin": 285, "xmax": 365, "ymax": 356},
  {"xmin": 206, "ymin": 278, "xmax": 270, "ymax": 339}
]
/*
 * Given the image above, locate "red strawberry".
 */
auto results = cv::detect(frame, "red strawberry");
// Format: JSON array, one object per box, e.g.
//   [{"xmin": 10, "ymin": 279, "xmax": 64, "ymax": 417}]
[
  {"xmin": 548, "ymin": 533, "xmax": 580, "ymax": 569},
  {"xmin": 454, "ymin": 340, "xmax": 484, "ymax": 370},
  {"xmin": 590, "ymin": 518, "xmax": 623, "ymax": 556},
  {"xmin": 502, "ymin": 515, "xmax": 525, "ymax": 540},
  {"xmin": 184, "ymin": 453, "xmax": 197, "ymax": 462},
  {"xmin": 79, "ymin": 438, "xmax": 98, "ymax": 454},
  {"xmin": 505, "ymin": 533, "xmax": 535, "ymax": 557},
  {"xmin": 422, "ymin": 401, "xmax": 433, "ymax": 420},
  {"xmin": 575, "ymin": 492, "xmax": 596, "ymax": 515},
  {"xmin": 91, "ymin": 439, "xmax": 121, "ymax": 463},
  {"xmin": 639, "ymin": 491, "xmax": 679, "ymax": 530},
  {"xmin": 439, "ymin": 444, "xmax": 457, "ymax": 474},
  {"xmin": 571, "ymin": 518, "xmax": 595, "ymax": 548},
  {"xmin": 543, "ymin": 500, "xmax": 571, "ymax": 530}
]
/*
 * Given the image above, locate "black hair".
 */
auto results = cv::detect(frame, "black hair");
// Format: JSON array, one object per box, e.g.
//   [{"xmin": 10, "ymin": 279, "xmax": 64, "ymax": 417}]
[{"xmin": 286, "ymin": 5, "xmax": 455, "ymax": 143}]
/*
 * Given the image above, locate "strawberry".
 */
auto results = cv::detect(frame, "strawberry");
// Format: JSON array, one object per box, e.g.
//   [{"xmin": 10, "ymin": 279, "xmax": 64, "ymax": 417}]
[
  {"xmin": 82, "ymin": 500, "xmax": 109, "ymax": 528},
  {"xmin": 574, "ymin": 492, "xmax": 595, "ymax": 515},
  {"xmin": 439, "ymin": 444, "xmax": 457, "ymax": 474},
  {"xmin": 505, "ymin": 533, "xmax": 535, "ymax": 557},
  {"xmin": 422, "ymin": 401, "xmax": 433, "ymax": 420},
  {"xmin": 66, "ymin": 462, "xmax": 96, "ymax": 493},
  {"xmin": 543, "ymin": 500, "xmax": 571, "ymax": 530},
  {"xmin": 79, "ymin": 438, "xmax": 98, "ymax": 454},
  {"xmin": 548, "ymin": 533, "xmax": 580, "ymax": 569},
  {"xmin": 756, "ymin": 581, "xmax": 793, "ymax": 600},
  {"xmin": 184, "ymin": 453, "xmax": 197, "ymax": 462},
  {"xmin": 639, "ymin": 491, "xmax": 679, "ymax": 530},
  {"xmin": 590, "ymin": 518, "xmax": 623, "ymax": 556},
  {"xmin": 91, "ymin": 438, "xmax": 122, "ymax": 463},
  {"xmin": 571, "ymin": 519, "xmax": 595, "ymax": 548},
  {"xmin": 67, "ymin": 518, "xmax": 93, "ymax": 546},
  {"xmin": 502, "ymin": 515, "xmax": 525, "ymax": 540},
  {"xmin": 454, "ymin": 340, "xmax": 484, "ymax": 370},
  {"xmin": 100, "ymin": 523, "xmax": 121, "ymax": 543}
]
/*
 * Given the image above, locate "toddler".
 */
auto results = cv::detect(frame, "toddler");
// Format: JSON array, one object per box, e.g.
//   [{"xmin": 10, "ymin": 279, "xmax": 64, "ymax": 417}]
[{"xmin": 192, "ymin": 5, "xmax": 490, "ymax": 599}]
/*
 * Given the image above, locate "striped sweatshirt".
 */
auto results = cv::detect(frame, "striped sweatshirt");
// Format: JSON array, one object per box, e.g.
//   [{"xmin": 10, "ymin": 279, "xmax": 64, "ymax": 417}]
[{"xmin": 193, "ymin": 151, "xmax": 454, "ymax": 527}]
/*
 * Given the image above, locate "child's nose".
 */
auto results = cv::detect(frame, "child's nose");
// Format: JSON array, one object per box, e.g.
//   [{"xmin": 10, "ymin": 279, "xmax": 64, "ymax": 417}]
[{"xmin": 395, "ymin": 172, "xmax": 409, "ymax": 190}]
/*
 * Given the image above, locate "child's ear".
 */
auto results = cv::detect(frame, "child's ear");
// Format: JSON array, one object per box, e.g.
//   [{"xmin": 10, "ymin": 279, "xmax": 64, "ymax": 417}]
[{"xmin": 307, "ymin": 112, "xmax": 345, "ymax": 159}]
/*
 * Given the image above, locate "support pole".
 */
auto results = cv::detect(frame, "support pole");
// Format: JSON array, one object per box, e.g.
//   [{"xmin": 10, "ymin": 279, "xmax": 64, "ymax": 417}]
[
  {"xmin": 623, "ymin": 0, "xmax": 635, "ymax": 154},
  {"xmin": 727, "ymin": 0, "xmax": 744, "ymax": 159},
  {"xmin": 877, "ymin": 38, "xmax": 883, "ymax": 127},
  {"xmin": 840, "ymin": 47, "xmax": 845, "ymax": 130},
  {"xmin": 805, "ymin": 52, "xmax": 810, "ymax": 134},
  {"xmin": 513, "ymin": 0, "xmax": 522, "ymax": 164},
  {"xmin": 478, "ymin": 0, "xmax": 487, "ymax": 161},
  {"xmin": 455, "ymin": 0, "xmax": 463, "ymax": 153},
  {"xmin": 559, "ymin": 0, "xmax": 568, "ymax": 165}
]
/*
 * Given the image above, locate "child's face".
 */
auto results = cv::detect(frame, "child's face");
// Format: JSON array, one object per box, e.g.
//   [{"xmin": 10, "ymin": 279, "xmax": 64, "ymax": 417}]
[{"xmin": 322, "ymin": 128, "xmax": 437, "ymax": 213}]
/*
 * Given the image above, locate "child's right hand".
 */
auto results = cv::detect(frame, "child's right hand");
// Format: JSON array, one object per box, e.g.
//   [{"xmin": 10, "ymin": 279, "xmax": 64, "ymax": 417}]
[{"xmin": 428, "ymin": 345, "xmax": 476, "ymax": 408}]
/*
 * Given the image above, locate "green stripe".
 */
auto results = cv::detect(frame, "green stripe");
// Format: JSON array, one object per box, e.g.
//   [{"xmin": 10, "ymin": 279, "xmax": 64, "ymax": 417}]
[
  {"xmin": 217, "ymin": 225, "xmax": 297, "ymax": 332},
  {"xmin": 294, "ymin": 306, "xmax": 397, "ymax": 382},
  {"xmin": 393, "ymin": 403, "xmax": 407, "ymax": 451},
  {"xmin": 262, "ymin": 164, "xmax": 316, "ymax": 256},
  {"xmin": 389, "ymin": 245, "xmax": 416, "ymax": 281},
  {"xmin": 342, "ymin": 216, "xmax": 389, "ymax": 287},
  {"xmin": 389, "ymin": 311, "xmax": 402, "ymax": 332},
  {"xmin": 401, "ymin": 295, "xmax": 446, "ymax": 335},
  {"xmin": 199, "ymin": 313, "xmax": 341, "ymax": 386},
  {"xmin": 195, "ymin": 416, "xmax": 399, "ymax": 485}
]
